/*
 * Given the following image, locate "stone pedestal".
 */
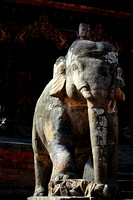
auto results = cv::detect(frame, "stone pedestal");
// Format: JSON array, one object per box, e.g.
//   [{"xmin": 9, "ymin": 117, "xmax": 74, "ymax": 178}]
[{"xmin": 27, "ymin": 197, "xmax": 96, "ymax": 200}]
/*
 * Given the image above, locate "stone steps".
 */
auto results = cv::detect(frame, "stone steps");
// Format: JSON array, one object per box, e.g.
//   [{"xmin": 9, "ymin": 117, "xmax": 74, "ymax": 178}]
[
  {"xmin": 118, "ymin": 144, "xmax": 133, "ymax": 200},
  {"xmin": 118, "ymin": 172, "xmax": 133, "ymax": 180},
  {"xmin": 118, "ymin": 174, "xmax": 133, "ymax": 199}
]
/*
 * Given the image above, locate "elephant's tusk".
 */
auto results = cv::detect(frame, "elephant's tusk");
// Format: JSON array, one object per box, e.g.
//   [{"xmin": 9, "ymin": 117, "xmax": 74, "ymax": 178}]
[{"xmin": 80, "ymin": 86, "xmax": 93, "ymax": 101}]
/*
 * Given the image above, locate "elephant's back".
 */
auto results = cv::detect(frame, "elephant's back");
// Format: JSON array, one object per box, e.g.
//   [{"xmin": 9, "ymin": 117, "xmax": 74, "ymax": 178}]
[{"xmin": 35, "ymin": 79, "xmax": 53, "ymax": 110}]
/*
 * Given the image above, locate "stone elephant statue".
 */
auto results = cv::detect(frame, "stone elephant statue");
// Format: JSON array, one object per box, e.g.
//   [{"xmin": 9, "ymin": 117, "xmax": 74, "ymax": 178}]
[{"xmin": 32, "ymin": 39, "xmax": 125, "ymax": 199}]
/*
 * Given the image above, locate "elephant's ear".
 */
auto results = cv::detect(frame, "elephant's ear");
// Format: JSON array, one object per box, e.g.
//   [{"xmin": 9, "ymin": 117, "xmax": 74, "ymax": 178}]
[
  {"xmin": 50, "ymin": 56, "xmax": 66, "ymax": 98},
  {"xmin": 50, "ymin": 73, "xmax": 66, "ymax": 98}
]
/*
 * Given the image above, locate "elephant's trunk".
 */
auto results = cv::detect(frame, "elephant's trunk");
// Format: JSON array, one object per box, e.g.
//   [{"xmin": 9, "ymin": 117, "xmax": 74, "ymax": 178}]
[
  {"xmin": 87, "ymin": 103, "xmax": 108, "ymax": 184},
  {"xmin": 87, "ymin": 99, "xmax": 119, "ymax": 185}
]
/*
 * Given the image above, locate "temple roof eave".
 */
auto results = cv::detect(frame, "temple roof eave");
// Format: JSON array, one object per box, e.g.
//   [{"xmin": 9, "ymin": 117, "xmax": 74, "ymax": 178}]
[{"xmin": 3, "ymin": 0, "xmax": 133, "ymax": 19}]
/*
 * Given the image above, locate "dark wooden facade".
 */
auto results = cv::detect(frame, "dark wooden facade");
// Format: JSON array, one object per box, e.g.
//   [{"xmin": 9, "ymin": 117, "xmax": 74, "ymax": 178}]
[
  {"xmin": 0, "ymin": 0, "xmax": 133, "ymax": 138},
  {"xmin": 0, "ymin": 1, "xmax": 133, "ymax": 199}
]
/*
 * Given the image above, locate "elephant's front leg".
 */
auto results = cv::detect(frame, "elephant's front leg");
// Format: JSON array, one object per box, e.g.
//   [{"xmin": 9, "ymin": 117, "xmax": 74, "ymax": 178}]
[
  {"xmin": 50, "ymin": 142, "xmax": 78, "ymax": 180},
  {"xmin": 48, "ymin": 137, "xmax": 79, "ymax": 196},
  {"xmin": 46, "ymin": 108, "xmax": 79, "ymax": 195}
]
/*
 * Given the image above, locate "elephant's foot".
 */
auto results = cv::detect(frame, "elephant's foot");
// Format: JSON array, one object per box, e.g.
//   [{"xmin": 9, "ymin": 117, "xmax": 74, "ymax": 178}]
[
  {"xmin": 94, "ymin": 184, "xmax": 112, "ymax": 199},
  {"xmin": 85, "ymin": 182, "xmax": 120, "ymax": 200},
  {"xmin": 33, "ymin": 186, "xmax": 45, "ymax": 196},
  {"xmin": 48, "ymin": 178, "xmax": 88, "ymax": 196},
  {"xmin": 48, "ymin": 176, "xmax": 120, "ymax": 199}
]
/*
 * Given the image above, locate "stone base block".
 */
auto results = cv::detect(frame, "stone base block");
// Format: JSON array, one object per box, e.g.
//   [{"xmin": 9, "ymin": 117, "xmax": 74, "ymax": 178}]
[{"xmin": 27, "ymin": 197, "xmax": 96, "ymax": 200}]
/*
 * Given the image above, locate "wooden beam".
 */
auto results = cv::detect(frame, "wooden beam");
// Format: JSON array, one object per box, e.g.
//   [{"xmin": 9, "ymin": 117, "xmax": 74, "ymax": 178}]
[{"xmin": 4, "ymin": 0, "xmax": 133, "ymax": 19}]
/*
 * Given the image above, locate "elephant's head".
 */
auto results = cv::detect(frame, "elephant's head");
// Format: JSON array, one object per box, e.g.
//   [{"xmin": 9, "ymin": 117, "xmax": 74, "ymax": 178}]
[{"xmin": 50, "ymin": 40, "xmax": 124, "ymax": 107}]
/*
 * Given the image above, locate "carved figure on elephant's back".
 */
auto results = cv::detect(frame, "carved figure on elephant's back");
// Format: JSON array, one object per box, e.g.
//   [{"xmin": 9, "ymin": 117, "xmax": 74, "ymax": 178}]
[{"xmin": 32, "ymin": 39, "xmax": 125, "ymax": 199}]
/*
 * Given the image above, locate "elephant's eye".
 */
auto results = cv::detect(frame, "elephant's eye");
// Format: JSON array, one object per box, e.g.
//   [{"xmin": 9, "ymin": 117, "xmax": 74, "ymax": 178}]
[{"xmin": 73, "ymin": 65, "xmax": 78, "ymax": 71}]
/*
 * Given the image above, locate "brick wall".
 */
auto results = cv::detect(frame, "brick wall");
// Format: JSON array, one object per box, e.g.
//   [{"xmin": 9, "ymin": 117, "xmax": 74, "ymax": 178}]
[{"xmin": 0, "ymin": 139, "xmax": 34, "ymax": 200}]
